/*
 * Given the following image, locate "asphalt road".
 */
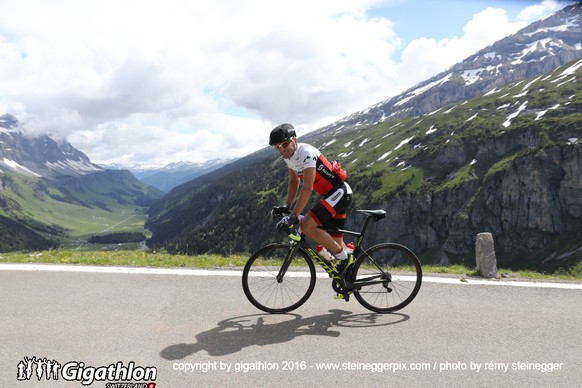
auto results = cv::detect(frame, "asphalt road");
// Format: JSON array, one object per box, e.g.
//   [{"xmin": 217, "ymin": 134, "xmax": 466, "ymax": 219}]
[{"xmin": 1, "ymin": 264, "xmax": 580, "ymax": 387}]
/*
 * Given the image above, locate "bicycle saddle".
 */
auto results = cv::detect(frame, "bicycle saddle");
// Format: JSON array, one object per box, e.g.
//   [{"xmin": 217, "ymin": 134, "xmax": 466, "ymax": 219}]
[{"xmin": 357, "ymin": 209, "xmax": 386, "ymax": 220}]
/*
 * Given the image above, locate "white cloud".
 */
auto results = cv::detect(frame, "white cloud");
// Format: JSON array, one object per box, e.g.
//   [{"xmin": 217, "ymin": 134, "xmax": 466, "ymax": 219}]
[
  {"xmin": 395, "ymin": 1, "xmax": 566, "ymax": 89},
  {"xmin": 0, "ymin": 0, "xmax": 567, "ymax": 165},
  {"xmin": 517, "ymin": 0, "xmax": 567, "ymax": 23}
]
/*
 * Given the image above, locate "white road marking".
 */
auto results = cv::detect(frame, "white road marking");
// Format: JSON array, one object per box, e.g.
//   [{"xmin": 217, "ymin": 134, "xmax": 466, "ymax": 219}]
[{"xmin": 1, "ymin": 263, "xmax": 581, "ymax": 290}]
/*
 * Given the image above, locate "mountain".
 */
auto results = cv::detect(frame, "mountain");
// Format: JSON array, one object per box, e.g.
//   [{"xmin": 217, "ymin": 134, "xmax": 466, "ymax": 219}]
[
  {"xmin": 0, "ymin": 116, "xmax": 164, "ymax": 251},
  {"xmin": 319, "ymin": 2, "xmax": 582, "ymax": 134},
  {"xmin": 0, "ymin": 213, "xmax": 55, "ymax": 252},
  {"xmin": 146, "ymin": 5, "xmax": 582, "ymax": 273},
  {"xmin": 0, "ymin": 115, "xmax": 104, "ymax": 178},
  {"xmin": 106, "ymin": 159, "xmax": 237, "ymax": 192}
]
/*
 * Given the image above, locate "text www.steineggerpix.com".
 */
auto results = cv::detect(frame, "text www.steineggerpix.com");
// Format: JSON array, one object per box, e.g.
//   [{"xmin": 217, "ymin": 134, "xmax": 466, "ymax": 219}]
[{"xmin": 173, "ymin": 360, "xmax": 565, "ymax": 374}]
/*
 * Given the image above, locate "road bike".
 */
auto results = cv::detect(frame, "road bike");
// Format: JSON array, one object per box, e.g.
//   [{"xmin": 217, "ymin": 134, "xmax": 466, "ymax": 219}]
[{"xmin": 242, "ymin": 209, "xmax": 422, "ymax": 314}]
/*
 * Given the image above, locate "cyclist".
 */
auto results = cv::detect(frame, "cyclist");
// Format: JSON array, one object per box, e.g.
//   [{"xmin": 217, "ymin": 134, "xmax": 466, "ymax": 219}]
[{"xmin": 269, "ymin": 123, "xmax": 354, "ymax": 278}]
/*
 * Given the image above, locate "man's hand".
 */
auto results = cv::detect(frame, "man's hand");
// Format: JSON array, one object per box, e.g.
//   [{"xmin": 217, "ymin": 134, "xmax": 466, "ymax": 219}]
[{"xmin": 276, "ymin": 214, "xmax": 298, "ymax": 229}]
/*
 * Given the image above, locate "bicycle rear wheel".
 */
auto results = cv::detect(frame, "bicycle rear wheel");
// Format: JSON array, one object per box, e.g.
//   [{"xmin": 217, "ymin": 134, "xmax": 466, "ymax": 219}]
[
  {"xmin": 352, "ymin": 243, "xmax": 422, "ymax": 313},
  {"xmin": 242, "ymin": 244, "xmax": 316, "ymax": 313}
]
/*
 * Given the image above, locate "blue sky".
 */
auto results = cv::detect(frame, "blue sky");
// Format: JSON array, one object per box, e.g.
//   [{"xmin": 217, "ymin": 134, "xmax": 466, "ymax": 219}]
[
  {"xmin": 0, "ymin": 0, "xmax": 573, "ymax": 166},
  {"xmin": 373, "ymin": 1, "xmax": 542, "ymax": 42}
]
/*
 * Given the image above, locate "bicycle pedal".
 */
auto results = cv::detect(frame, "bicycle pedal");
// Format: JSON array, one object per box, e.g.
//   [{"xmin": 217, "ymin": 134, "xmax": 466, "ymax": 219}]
[{"xmin": 334, "ymin": 293, "xmax": 350, "ymax": 301}]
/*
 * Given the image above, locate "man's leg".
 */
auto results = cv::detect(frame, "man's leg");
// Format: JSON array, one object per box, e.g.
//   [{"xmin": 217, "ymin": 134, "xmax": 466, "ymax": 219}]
[{"xmin": 300, "ymin": 214, "xmax": 343, "ymax": 255}]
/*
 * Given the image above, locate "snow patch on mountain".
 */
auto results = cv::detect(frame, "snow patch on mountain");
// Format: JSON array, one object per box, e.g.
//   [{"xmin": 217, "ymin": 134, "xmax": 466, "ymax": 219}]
[{"xmin": 2, "ymin": 158, "xmax": 41, "ymax": 177}]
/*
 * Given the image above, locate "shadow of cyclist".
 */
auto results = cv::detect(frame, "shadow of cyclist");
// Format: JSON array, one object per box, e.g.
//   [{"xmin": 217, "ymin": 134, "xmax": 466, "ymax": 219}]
[{"xmin": 160, "ymin": 309, "xmax": 409, "ymax": 360}]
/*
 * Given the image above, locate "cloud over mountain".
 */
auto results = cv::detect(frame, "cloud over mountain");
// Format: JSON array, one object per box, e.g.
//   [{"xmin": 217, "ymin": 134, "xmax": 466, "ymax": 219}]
[{"xmin": 0, "ymin": 0, "xmax": 568, "ymax": 165}]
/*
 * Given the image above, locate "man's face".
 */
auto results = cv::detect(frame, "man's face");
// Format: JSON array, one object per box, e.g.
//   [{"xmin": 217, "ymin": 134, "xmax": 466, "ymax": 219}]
[{"xmin": 274, "ymin": 138, "xmax": 296, "ymax": 159}]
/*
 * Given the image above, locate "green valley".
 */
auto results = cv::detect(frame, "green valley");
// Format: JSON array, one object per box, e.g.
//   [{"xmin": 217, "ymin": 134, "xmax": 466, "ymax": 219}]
[{"xmin": 0, "ymin": 169, "xmax": 162, "ymax": 251}]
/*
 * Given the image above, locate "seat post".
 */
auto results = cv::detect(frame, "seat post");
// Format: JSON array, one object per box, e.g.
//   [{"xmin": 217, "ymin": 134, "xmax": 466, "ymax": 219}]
[{"xmin": 358, "ymin": 215, "xmax": 375, "ymax": 241}]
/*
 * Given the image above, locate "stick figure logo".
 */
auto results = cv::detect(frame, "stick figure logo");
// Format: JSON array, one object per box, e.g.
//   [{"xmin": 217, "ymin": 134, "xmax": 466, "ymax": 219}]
[
  {"xmin": 16, "ymin": 356, "xmax": 157, "ymax": 386},
  {"xmin": 17, "ymin": 357, "xmax": 61, "ymax": 381}
]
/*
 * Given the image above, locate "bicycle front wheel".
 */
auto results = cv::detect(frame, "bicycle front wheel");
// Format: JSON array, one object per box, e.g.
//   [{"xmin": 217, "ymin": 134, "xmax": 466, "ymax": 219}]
[
  {"xmin": 242, "ymin": 244, "xmax": 316, "ymax": 313},
  {"xmin": 352, "ymin": 243, "xmax": 422, "ymax": 313}
]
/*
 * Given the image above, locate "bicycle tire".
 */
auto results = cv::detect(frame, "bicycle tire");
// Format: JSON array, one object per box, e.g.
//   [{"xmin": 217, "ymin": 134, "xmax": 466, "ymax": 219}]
[
  {"xmin": 352, "ymin": 243, "xmax": 422, "ymax": 313},
  {"xmin": 242, "ymin": 243, "xmax": 316, "ymax": 313}
]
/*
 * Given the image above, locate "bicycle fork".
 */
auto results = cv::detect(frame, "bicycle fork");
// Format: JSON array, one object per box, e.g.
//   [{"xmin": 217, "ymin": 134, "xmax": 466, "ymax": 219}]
[{"xmin": 276, "ymin": 242, "xmax": 298, "ymax": 283}]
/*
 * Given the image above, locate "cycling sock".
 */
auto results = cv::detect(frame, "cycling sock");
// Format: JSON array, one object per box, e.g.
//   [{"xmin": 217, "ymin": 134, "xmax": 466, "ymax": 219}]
[{"xmin": 334, "ymin": 249, "xmax": 348, "ymax": 261}]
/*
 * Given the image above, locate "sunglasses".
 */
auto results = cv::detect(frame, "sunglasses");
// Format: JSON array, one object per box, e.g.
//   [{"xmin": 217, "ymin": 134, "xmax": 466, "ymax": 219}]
[{"xmin": 274, "ymin": 141, "xmax": 292, "ymax": 150}]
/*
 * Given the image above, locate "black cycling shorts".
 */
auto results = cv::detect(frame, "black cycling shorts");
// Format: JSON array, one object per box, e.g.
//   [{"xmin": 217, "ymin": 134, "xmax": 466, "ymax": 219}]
[{"xmin": 308, "ymin": 182, "xmax": 353, "ymax": 237}]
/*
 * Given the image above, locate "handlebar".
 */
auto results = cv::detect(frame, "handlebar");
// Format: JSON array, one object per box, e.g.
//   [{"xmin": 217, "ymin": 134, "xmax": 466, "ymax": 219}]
[{"xmin": 271, "ymin": 210, "xmax": 290, "ymax": 220}]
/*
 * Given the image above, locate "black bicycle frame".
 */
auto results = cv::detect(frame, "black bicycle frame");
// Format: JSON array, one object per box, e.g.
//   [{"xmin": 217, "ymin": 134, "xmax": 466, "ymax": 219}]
[{"xmin": 276, "ymin": 213, "xmax": 391, "ymax": 288}]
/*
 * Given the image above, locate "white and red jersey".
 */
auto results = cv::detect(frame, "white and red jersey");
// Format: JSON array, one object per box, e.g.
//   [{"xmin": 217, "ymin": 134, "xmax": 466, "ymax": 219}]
[{"xmin": 284, "ymin": 143, "xmax": 347, "ymax": 196}]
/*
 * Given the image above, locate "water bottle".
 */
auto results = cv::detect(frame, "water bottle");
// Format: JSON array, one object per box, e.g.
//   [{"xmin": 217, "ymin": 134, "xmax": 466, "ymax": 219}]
[
  {"xmin": 346, "ymin": 242, "xmax": 355, "ymax": 253},
  {"xmin": 316, "ymin": 245, "xmax": 334, "ymax": 262}
]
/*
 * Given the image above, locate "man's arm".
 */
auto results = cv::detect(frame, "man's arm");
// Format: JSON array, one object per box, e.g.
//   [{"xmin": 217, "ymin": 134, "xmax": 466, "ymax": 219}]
[
  {"xmin": 286, "ymin": 168, "xmax": 300, "ymax": 209},
  {"xmin": 291, "ymin": 167, "xmax": 315, "ymax": 217}
]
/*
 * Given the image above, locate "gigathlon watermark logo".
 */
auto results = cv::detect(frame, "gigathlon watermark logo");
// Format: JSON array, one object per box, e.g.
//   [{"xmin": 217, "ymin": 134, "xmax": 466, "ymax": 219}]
[{"xmin": 16, "ymin": 356, "xmax": 157, "ymax": 387}]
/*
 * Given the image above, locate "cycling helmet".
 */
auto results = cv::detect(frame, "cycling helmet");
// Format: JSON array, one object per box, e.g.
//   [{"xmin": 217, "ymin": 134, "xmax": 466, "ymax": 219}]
[{"xmin": 269, "ymin": 123, "xmax": 296, "ymax": 146}]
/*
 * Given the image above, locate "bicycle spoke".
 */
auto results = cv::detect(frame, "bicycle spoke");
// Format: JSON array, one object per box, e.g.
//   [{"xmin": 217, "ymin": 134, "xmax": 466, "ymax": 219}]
[
  {"xmin": 352, "ymin": 243, "xmax": 422, "ymax": 313},
  {"xmin": 242, "ymin": 244, "xmax": 316, "ymax": 313}
]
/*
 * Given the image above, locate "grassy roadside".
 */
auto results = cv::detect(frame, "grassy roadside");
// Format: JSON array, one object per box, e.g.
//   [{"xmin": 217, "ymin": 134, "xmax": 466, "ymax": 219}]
[
  {"xmin": 0, "ymin": 250, "xmax": 248, "ymax": 269},
  {"xmin": 1, "ymin": 250, "xmax": 581, "ymax": 281}
]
